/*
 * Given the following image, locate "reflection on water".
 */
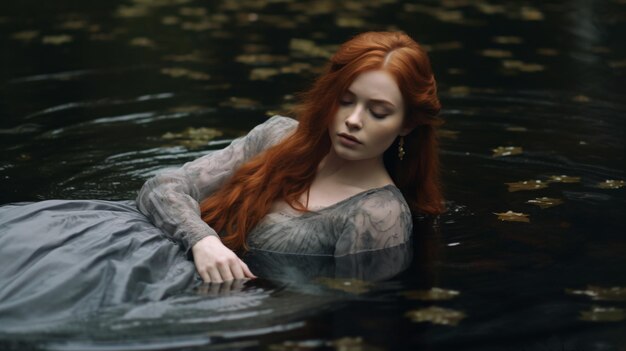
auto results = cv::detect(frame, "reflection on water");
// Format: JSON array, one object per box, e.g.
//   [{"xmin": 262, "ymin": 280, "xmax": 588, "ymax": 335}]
[{"xmin": 0, "ymin": 0, "xmax": 625, "ymax": 350}]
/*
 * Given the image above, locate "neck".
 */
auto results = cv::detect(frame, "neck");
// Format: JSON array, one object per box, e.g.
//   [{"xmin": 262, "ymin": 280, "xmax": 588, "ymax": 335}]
[{"xmin": 316, "ymin": 149, "xmax": 392, "ymax": 189}]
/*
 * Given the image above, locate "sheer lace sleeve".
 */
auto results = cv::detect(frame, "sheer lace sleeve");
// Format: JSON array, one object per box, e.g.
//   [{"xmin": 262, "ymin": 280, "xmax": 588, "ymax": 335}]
[
  {"xmin": 136, "ymin": 115, "xmax": 297, "ymax": 254},
  {"xmin": 333, "ymin": 187, "xmax": 413, "ymax": 256}
]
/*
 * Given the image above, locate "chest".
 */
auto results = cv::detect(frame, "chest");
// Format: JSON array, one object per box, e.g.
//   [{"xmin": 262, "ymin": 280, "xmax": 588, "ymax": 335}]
[
  {"xmin": 268, "ymin": 181, "xmax": 366, "ymax": 215},
  {"xmin": 248, "ymin": 202, "xmax": 345, "ymax": 255}
]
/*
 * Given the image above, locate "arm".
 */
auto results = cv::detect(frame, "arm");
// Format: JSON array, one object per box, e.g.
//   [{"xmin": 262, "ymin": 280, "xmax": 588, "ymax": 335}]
[
  {"xmin": 334, "ymin": 188, "xmax": 413, "ymax": 257},
  {"xmin": 136, "ymin": 115, "xmax": 297, "ymax": 255}
]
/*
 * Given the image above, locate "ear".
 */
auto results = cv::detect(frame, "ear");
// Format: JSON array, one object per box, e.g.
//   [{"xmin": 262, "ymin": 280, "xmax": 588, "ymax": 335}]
[
  {"xmin": 399, "ymin": 126, "xmax": 414, "ymax": 137},
  {"xmin": 400, "ymin": 114, "xmax": 417, "ymax": 136}
]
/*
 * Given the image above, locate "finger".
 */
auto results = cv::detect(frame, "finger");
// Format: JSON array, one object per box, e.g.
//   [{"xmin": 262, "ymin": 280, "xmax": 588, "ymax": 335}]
[
  {"xmin": 196, "ymin": 265, "xmax": 211, "ymax": 283},
  {"xmin": 240, "ymin": 260, "xmax": 256, "ymax": 278},
  {"xmin": 231, "ymin": 261, "xmax": 245, "ymax": 280},
  {"xmin": 217, "ymin": 262, "xmax": 234, "ymax": 281},
  {"xmin": 208, "ymin": 266, "xmax": 223, "ymax": 283}
]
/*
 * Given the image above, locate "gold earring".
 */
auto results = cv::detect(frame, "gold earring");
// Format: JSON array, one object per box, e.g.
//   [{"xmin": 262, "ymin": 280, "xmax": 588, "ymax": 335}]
[{"xmin": 398, "ymin": 136, "xmax": 405, "ymax": 161}]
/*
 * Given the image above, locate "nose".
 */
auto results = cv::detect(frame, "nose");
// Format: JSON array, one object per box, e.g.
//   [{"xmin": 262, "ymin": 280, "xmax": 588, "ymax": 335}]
[{"xmin": 345, "ymin": 105, "xmax": 364, "ymax": 130}]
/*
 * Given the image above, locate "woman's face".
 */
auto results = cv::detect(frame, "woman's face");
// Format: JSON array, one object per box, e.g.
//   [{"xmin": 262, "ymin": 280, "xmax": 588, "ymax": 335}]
[{"xmin": 329, "ymin": 70, "xmax": 409, "ymax": 162}]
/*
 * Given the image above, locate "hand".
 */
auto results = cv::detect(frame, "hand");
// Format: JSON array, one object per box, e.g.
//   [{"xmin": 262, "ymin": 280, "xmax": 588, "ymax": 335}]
[{"xmin": 191, "ymin": 235, "xmax": 256, "ymax": 283}]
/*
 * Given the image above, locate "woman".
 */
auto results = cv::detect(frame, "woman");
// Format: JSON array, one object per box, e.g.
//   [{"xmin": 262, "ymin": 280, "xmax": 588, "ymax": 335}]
[
  {"xmin": 136, "ymin": 31, "xmax": 443, "ymax": 283},
  {"xmin": 0, "ymin": 31, "xmax": 442, "ymax": 326}
]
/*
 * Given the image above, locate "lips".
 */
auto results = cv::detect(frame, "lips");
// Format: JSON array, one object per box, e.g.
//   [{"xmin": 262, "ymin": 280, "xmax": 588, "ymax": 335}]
[{"xmin": 338, "ymin": 133, "xmax": 362, "ymax": 144}]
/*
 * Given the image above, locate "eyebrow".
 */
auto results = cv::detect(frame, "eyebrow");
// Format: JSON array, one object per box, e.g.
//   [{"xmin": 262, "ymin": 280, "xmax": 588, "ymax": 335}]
[{"xmin": 345, "ymin": 89, "xmax": 396, "ymax": 108}]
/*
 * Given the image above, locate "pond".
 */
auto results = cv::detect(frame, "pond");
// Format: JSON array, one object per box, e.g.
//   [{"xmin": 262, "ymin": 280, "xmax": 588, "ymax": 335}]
[{"xmin": 0, "ymin": 0, "xmax": 625, "ymax": 350}]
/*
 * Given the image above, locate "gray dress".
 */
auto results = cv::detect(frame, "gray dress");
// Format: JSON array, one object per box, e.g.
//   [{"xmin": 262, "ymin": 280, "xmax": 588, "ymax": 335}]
[
  {"xmin": 0, "ymin": 116, "xmax": 412, "ymax": 332},
  {"xmin": 136, "ymin": 115, "xmax": 413, "ymax": 256}
]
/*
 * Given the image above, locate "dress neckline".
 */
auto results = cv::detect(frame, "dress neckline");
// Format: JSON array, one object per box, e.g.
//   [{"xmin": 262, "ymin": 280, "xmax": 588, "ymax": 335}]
[
  {"xmin": 305, "ymin": 184, "xmax": 399, "ymax": 214},
  {"xmin": 261, "ymin": 184, "xmax": 402, "ymax": 224}
]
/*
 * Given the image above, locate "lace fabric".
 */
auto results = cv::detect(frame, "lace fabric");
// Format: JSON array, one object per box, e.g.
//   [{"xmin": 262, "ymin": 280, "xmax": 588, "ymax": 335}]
[{"xmin": 136, "ymin": 115, "xmax": 413, "ymax": 256}]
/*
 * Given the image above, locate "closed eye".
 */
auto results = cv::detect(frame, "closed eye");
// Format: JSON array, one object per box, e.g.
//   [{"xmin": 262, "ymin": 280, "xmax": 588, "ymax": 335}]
[
  {"xmin": 370, "ymin": 110, "xmax": 388, "ymax": 119},
  {"xmin": 339, "ymin": 99, "xmax": 354, "ymax": 106}
]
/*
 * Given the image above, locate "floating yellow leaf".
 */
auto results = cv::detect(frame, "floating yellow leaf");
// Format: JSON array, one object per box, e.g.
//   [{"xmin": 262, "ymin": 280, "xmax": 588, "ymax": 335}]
[
  {"xmin": 476, "ymin": 4, "xmax": 506, "ymax": 15},
  {"xmin": 249, "ymin": 63, "xmax": 314, "ymax": 81},
  {"xmin": 162, "ymin": 127, "xmax": 223, "ymax": 149},
  {"xmin": 160, "ymin": 67, "xmax": 210, "ymax": 80},
  {"xmin": 572, "ymin": 95, "xmax": 591, "ymax": 103},
  {"xmin": 130, "ymin": 37, "xmax": 155, "ymax": 48},
  {"xmin": 336, "ymin": 16, "xmax": 365, "ymax": 27},
  {"xmin": 566, "ymin": 286, "xmax": 626, "ymax": 301},
  {"xmin": 287, "ymin": 1, "xmax": 334, "ymax": 15},
  {"xmin": 42, "ymin": 35, "xmax": 73, "ymax": 45},
  {"xmin": 480, "ymin": 49, "xmax": 513, "ymax": 58},
  {"xmin": 520, "ymin": 6, "xmax": 544, "ymax": 20},
  {"xmin": 449, "ymin": 86, "xmax": 470, "ymax": 95},
  {"xmin": 181, "ymin": 21, "xmax": 213, "ymax": 31},
  {"xmin": 597, "ymin": 180, "xmax": 625, "ymax": 189},
  {"xmin": 219, "ymin": 97, "xmax": 260, "ymax": 109},
  {"xmin": 401, "ymin": 287, "xmax": 460, "ymax": 301},
  {"xmin": 579, "ymin": 306, "xmax": 625, "ymax": 322},
  {"xmin": 12, "ymin": 30, "xmax": 39, "ymax": 41},
  {"xmin": 290, "ymin": 38, "xmax": 334, "ymax": 58},
  {"xmin": 116, "ymin": 5, "xmax": 149, "ymax": 18},
  {"xmin": 494, "ymin": 211, "xmax": 530, "ymax": 223},
  {"xmin": 492, "ymin": 146, "xmax": 522, "ymax": 157},
  {"xmin": 269, "ymin": 336, "xmax": 383, "ymax": 351},
  {"xmin": 280, "ymin": 62, "xmax": 313, "ymax": 74},
  {"xmin": 59, "ymin": 20, "xmax": 88, "ymax": 30},
  {"xmin": 492, "ymin": 36, "xmax": 523, "ymax": 44},
  {"xmin": 249, "ymin": 68, "xmax": 279, "ymax": 81},
  {"xmin": 329, "ymin": 337, "xmax": 379, "ymax": 351},
  {"xmin": 235, "ymin": 54, "xmax": 289, "ymax": 65},
  {"xmin": 527, "ymin": 197, "xmax": 564, "ymax": 209},
  {"xmin": 17, "ymin": 153, "xmax": 31, "ymax": 161},
  {"xmin": 505, "ymin": 180, "xmax": 548, "ymax": 192},
  {"xmin": 438, "ymin": 129, "xmax": 460, "ymax": 139},
  {"xmin": 502, "ymin": 60, "xmax": 544, "ymax": 72},
  {"xmin": 547, "ymin": 175, "xmax": 581, "ymax": 183},
  {"xmin": 405, "ymin": 306, "xmax": 466, "ymax": 326},
  {"xmin": 315, "ymin": 277, "xmax": 372, "ymax": 294},
  {"xmin": 266, "ymin": 103, "xmax": 296, "ymax": 117}
]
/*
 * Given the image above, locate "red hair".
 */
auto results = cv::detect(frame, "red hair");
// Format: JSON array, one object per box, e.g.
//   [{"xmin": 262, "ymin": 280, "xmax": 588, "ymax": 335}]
[{"xmin": 201, "ymin": 31, "xmax": 444, "ymax": 252}]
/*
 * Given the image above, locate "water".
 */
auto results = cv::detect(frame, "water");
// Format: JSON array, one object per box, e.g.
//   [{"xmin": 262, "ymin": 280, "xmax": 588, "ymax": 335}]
[{"xmin": 1, "ymin": 0, "xmax": 625, "ymax": 350}]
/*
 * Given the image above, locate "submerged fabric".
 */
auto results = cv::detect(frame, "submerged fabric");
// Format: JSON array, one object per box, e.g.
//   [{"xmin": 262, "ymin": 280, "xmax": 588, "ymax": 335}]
[
  {"xmin": 0, "ymin": 115, "xmax": 413, "ymax": 331},
  {"xmin": 0, "ymin": 200, "xmax": 411, "ymax": 332},
  {"xmin": 0, "ymin": 199, "xmax": 197, "ymax": 331}
]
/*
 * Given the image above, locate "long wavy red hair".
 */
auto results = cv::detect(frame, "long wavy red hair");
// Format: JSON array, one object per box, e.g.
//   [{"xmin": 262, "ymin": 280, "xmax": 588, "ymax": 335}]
[{"xmin": 201, "ymin": 31, "xmax": 444, "ymax": 252}]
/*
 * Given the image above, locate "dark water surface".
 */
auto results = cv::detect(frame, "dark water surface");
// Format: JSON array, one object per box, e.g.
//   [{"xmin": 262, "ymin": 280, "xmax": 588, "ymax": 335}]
[{"xmin": 1, "ymin": 0, "xmax": 625, "ymax": 350}]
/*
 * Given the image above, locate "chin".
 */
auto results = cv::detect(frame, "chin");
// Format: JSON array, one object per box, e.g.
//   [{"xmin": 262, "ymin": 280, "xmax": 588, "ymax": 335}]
[{"xmin": 333, "ymin": 147, "xmax": 364, "ymax": 161}]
